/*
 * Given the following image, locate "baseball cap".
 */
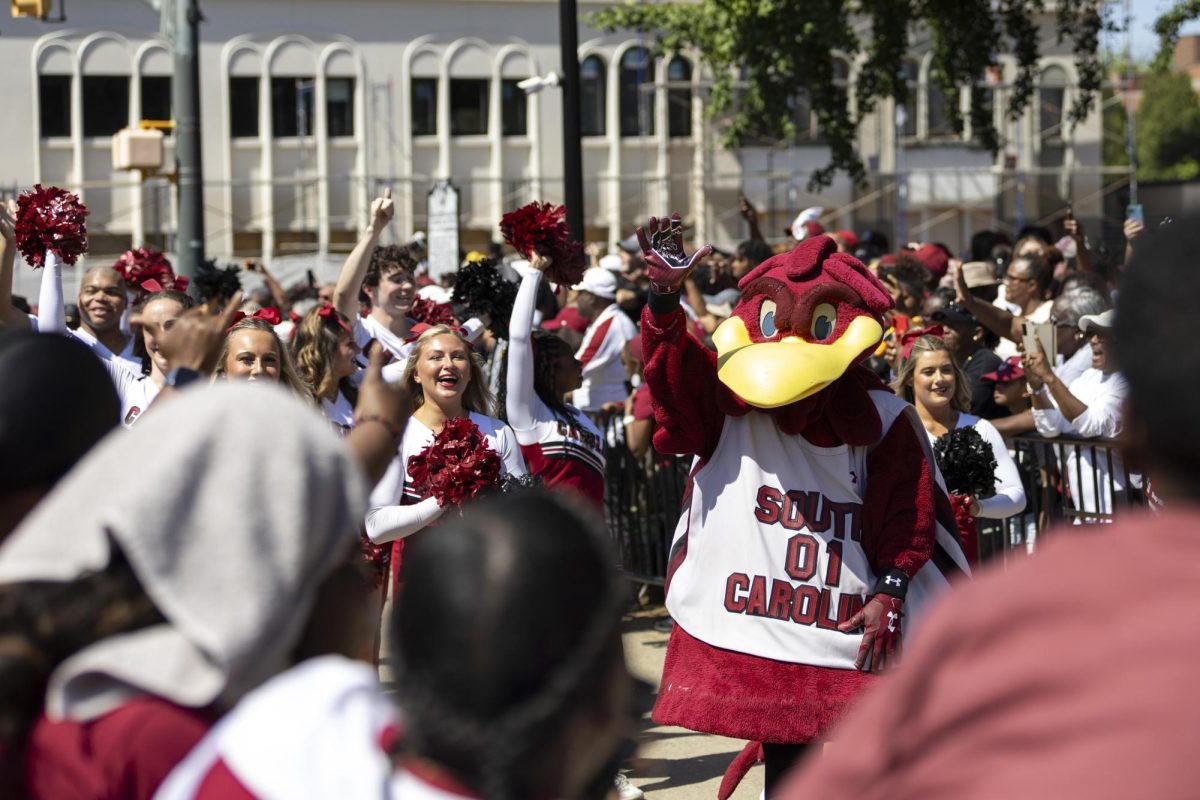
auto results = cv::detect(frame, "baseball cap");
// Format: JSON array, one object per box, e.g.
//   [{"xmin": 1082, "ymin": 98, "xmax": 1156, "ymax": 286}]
[
  {"xmin": 914, "ymin": 243, "xmax": 949, "ymax": 278},
  {"xmin": 599, "ymin": 253, "xmax": 623, "ymax": 272},
  {"xmin": 960, "ymin": 261, "xmax": 1001, "ymax": 288},
  {"xmin": 930, "ymin": 302, "xmax": 977, "ymax": 326},
  {"xmin": 1079, "ymin": 309, "xmax": 1115, "ymax": 333},
  {"xmin": 788, "ymin": 207, "xmax": 825, "ymax": 241},
  {"xmin": 571, "ymin": 267, "xmax": 617, "ymax": 300},
  {"xmin": 982, "ymin": 355, "xmax": 1025, "ymax": 383}
]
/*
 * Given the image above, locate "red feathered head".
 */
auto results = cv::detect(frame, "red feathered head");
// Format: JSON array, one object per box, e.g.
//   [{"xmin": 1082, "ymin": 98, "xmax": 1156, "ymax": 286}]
[{"xmin": 712, "ymin": 235, "xmax": 894, "ymax": 409}]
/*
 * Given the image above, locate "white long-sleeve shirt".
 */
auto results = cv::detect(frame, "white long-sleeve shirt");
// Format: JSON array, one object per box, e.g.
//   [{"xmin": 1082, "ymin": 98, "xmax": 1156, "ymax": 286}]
[
  {"xmin": 927, "ymin": 414, "xmax": 1026, "ymax": 520},
  {"xmin": 35, "ymin": 252, "xmax": 141, "ymax": 374},
  {"xmin": 365, "ymin": 412, "xmax": 527, "ymax": 544},
  {"xmin": 1033, "ymin": 366, "xmax": 1128, "ymax": 518}
]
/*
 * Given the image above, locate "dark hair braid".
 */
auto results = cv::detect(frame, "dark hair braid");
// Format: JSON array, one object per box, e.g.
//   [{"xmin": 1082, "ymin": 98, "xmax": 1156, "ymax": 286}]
[
  {"xmin": 495, "ymin": 331, "xmax": 578, "ymax": 426},
  {"xmin": 0, "ymin": 541, "xmax": 164, "ymax": 796}
]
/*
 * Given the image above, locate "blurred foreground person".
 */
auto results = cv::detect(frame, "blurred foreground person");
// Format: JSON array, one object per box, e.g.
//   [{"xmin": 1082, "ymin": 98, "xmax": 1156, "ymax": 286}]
[
  {"xmin": 0, "ymin": 383, "xmax": 369, "ymax": 799},
  {"xmin": 780, "ymin": 217, "xmax": 1200, "ymax": 799},
  {"xmin": 155, "ymin": 491, "xmax": 639, "ymax": 800},
  {"xmin": 0, "ymin": 332, "xmax": 119, "ymax": 543}
]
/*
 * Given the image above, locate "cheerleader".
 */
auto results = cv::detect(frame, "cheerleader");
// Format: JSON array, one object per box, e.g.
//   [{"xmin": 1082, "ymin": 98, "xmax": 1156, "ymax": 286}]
[
  {"xmin": 214, "ymin": 315, "xmax": 311, "ymax": 399},
  {"xmin": 365, "ymin": 325, "xmax": 526, "ymax": 552},
  {"xmin": 110, "ymin": 289, "xmax": 194, "ymax": 427},
  {"xmin": 893, "ymin": 331, "xmax": 1026, "ymax": 520},
  {"xmin": 503, "ymin": 254, "xmax": 605, "ymax": 507},
  {"xmin": 292, "ymin": 305, "xmax": 361, "ymax": 434}
]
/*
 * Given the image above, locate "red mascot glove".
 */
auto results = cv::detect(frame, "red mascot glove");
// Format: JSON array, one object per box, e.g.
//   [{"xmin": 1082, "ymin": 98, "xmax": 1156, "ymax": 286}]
[
  {"xmin": 839, "ymin": 569, "xmax": 908, "ymax": 672},
  {"xmin": 636, "ymin": 212, "xmax": 713, "ymax": 294}
]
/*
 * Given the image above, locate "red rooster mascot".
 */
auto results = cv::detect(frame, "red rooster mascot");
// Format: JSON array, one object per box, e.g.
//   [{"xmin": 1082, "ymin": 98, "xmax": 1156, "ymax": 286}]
[{"xmin": 637, "ymin": 215, "xmax": 969, "ymax": 795}]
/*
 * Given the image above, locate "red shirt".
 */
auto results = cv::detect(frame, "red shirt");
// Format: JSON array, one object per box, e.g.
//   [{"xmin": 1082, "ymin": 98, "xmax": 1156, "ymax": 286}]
[{"xmin": 25, "ymin": 697, "xmax": 214, "ymax": 800}]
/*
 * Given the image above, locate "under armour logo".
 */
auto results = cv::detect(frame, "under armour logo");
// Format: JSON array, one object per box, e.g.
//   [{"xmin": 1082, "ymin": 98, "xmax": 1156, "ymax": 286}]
[
  {"xmin": 849, "ymin": 470, "xmax": 858, "ymax": 485},
  {"xmin": 884, "ymin": 576, "xmax": 903, "ymax": 587},
  {"xmin": 886, "ymin": 611, "xmax": 899, "ymax": 633}
]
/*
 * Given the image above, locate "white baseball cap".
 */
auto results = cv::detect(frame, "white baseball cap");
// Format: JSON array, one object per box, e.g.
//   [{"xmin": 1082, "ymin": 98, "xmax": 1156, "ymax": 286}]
[
  {"xmin": 599, "ymin": 253, "xmax": 623, "ymax": 272},
  {"xmin": 790, "ymin": 206, "xmax": 825, "ymax": 241},
  {"xmin": 571, "ymin": 267, "xmax": 617, "ymax": 300},
  {"xmin": 1079, "ymin": 309, "xmax": 1115, "ymax": 333}
]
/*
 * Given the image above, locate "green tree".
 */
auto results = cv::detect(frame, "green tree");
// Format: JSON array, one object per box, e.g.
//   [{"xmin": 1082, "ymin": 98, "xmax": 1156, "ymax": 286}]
[
  {"xmin": 1153, "ymin": 0, "xmax": 1200, "ymax": 70},
  {"xmin": 590, "ymin": 0, "xmax": 1110, "ymax": 190},
  {"xmin": 1135, "ymin": 71, "xmax": 1200, "ymax": 181}
]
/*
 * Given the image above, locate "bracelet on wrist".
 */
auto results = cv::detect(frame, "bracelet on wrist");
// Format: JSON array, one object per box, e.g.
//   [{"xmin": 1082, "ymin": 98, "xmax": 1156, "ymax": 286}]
[{"xmin": 355, "ymin": 414, "xmax": 403, "ymax": 438}]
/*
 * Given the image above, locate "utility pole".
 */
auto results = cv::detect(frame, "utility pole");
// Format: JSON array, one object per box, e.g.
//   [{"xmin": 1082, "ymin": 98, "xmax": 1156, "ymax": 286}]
[
  {"xmin": 558, "ymin": 0, "xmax": 584, "ymax": 242},
  {"xmin": 173, "ymin": 0, "xmax": 204, "ymax": 280}
]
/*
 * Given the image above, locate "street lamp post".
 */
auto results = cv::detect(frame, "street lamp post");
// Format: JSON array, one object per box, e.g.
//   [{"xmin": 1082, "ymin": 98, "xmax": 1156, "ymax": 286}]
[
  {"xmin": 558, "ymin": 0, "xmax": 584, "ymax": 243},
  {"xmin": 173, "ymin": 0, "xmax": 205, "ymax": 280}
]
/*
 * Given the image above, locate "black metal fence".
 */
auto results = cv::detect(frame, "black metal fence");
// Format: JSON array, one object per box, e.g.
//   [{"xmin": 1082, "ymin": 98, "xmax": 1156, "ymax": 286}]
[{"xmin": 599, "ymin": 418, "xmax": 1143, "ymax": 581}]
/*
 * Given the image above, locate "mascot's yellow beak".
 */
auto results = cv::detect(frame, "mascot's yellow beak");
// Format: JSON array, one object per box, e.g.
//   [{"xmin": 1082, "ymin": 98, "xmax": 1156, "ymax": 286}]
[{"xmin": 712, "ymin": 315, "xmax": 884, "ymax": 408}]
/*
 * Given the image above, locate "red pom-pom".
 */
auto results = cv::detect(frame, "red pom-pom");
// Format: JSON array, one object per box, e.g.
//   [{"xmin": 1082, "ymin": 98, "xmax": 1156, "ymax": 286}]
[
  {"xmin": 409, "ymin": 295, "xmax": 456, "ymax": 327},
  {"xmin": 407, "ymin": 417, "xmax": 502, "ymax": 508},
  {"xmin": 14, "ymin": 184, "xmax": 89, "ymax": 268},
  {"xmin": 948, "ymin": 493, "xmax": 979, "ymax": 565},
  {"xmin": 113, "ymin": 247, "xmax": 174, "ymax": 286},
  {"xmin": 499, "ymin": 201, "xmax": 585, "ymax": 287},
  {"xmin": 359, "ymin": 532, "xmax": 390, "ymax": 590}
]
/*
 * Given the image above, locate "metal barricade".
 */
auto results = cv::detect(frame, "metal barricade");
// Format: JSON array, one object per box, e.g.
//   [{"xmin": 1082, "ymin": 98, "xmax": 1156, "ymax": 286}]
[
  {"xmin": 598, "ymin": 414, "xmax": 690, "ymax": 586},
  {"xmin": 597, "ymin": 417, "xmax": 1144, "ymax": 581}
]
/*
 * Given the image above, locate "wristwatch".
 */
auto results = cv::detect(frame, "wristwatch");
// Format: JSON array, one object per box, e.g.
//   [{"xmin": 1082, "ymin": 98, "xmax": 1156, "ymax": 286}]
[{"xmin": 165, "ymin": 366, "xmax": 202, "ymax": 389}]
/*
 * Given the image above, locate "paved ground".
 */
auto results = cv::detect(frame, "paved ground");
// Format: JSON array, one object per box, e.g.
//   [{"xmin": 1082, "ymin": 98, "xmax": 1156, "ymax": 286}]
[{"xmin": 622, "ymin": 607, "xmax": 763, "ymax": 800}]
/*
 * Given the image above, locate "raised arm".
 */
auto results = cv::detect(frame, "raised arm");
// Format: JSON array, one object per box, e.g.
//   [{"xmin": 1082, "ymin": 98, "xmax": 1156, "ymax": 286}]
[
  {"xmin": 333, "ymin": 188, "xmax": 393, "ymax": 319},
  {"xmin": 0, "ymin": 200, "xmax": 30, "ymax": 330},
  {"xmin": 36, "ymin": 251, "xmax": 67, "ymax": 334},
  {"xmin": 636, "ymin": 214, "xmax": 729, "ymax": 460},
  {"xmin": 505, "ymin": 260, "xmax": 549, "ymax": 434}
]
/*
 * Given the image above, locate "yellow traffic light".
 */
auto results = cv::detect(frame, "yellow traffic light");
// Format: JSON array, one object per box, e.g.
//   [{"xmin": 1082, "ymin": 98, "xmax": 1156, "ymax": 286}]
[{"xmin": 11, "ymin": 0, "xmax": 52, "ymax": 19}]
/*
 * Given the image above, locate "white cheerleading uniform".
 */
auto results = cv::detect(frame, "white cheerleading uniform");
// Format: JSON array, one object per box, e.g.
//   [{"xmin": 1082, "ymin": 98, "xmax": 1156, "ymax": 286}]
[
  {"xmin": 507, "ymin": 270, "xmax": 606, "ymax": 507},
  {"xmin": 320, "ymin": 390, "xmax": 355, "ymax": 437},
  {"xmin": 103, "ymin": 358, "xmax": 161, "ymax": 428},
  {"xmin": 665, "ymin": 391, "xmax": 967, "ymax": 669},
  {"xmin": 366, "ymin": 413, "xmax": 527, "ymax": 545},
  {"xmin": 36, "ymin": 253, "xmax": 142, "ymax": 375}
]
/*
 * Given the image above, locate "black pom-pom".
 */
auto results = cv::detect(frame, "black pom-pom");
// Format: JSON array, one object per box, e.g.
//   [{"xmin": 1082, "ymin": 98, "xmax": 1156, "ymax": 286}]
[
  {"xmin": 192, "ymin": 259, "xmax": 243, "ymax": 303},
  {"xmin": 452, "ymin": 258, "xmax": 518, "ymax": 340},
  {"xmin": 933, "ymin": 426, "xmax": 998, "ymax": 498},
  {"xmin": 495, "ymin": 473, "xmax": 543, "ymax": 495}
]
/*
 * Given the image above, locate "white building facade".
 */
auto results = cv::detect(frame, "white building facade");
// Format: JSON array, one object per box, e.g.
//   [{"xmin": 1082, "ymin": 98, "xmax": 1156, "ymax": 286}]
[{"xmin": 0, "ymin": 0, "xmax": 1120, "ymax": 279}]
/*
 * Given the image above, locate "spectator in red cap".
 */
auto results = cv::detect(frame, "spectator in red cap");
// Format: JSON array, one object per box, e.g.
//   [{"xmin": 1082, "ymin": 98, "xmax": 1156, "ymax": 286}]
[
  {"xmin": 983, "ymin": 356, "xmax": 1030, "ymax": 417},
  {"xmin": 914, "ymin": 243, "xmax": 951, "ymax": 286},
  {"xmin": 831, "ymin": 230, "xmax": 858, "ymax": 253}
]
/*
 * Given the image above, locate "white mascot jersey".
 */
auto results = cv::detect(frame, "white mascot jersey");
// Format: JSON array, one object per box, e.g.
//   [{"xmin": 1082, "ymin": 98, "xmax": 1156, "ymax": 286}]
[{"xmin": 665, "ymin": 390, "xmax": 967, "ymax": 669}]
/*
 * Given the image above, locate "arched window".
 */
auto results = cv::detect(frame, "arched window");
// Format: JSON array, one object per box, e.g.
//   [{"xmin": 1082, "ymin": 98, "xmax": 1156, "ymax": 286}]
[
  {"xmin": 899, "ymin": 60, "xmax": 918, "ymax": 138},
  {"xmin": 619, "ymin": 47, "xmax": 655, "ymax": 137},
  {"xmin": 580, "ymin": 55, "xmax": 606, "ymax": 136},
  {"xmin": 1039, "ymin": 65, "xmax": 1068, "ymax": 142},
  {"xmin": 667, "ymin": 57, "xmax": 692, "ymax": 137},
  {"xmin": 926, "ymin": 61, "xmax": 955, "ymax": 138}
]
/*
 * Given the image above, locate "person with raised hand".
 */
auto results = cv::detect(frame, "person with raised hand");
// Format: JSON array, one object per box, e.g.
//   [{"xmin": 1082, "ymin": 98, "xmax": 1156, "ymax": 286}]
[
  {"xmin": 503, "ymin": 252, "xmax": 605, "ymax": 508},
  {"xmin": 332, "ymin": 188, "xmax": 417, "ymax": 363}
]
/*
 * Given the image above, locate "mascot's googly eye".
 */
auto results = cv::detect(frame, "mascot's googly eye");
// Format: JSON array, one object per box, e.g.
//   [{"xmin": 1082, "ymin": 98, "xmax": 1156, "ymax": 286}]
[
  {"xmin": 810, "ymin": 303, "xmax": 837, "ymax": 341},
  {"xmin": 759, "ymin": 299, "xmax": 778, "ymax": 337}
]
